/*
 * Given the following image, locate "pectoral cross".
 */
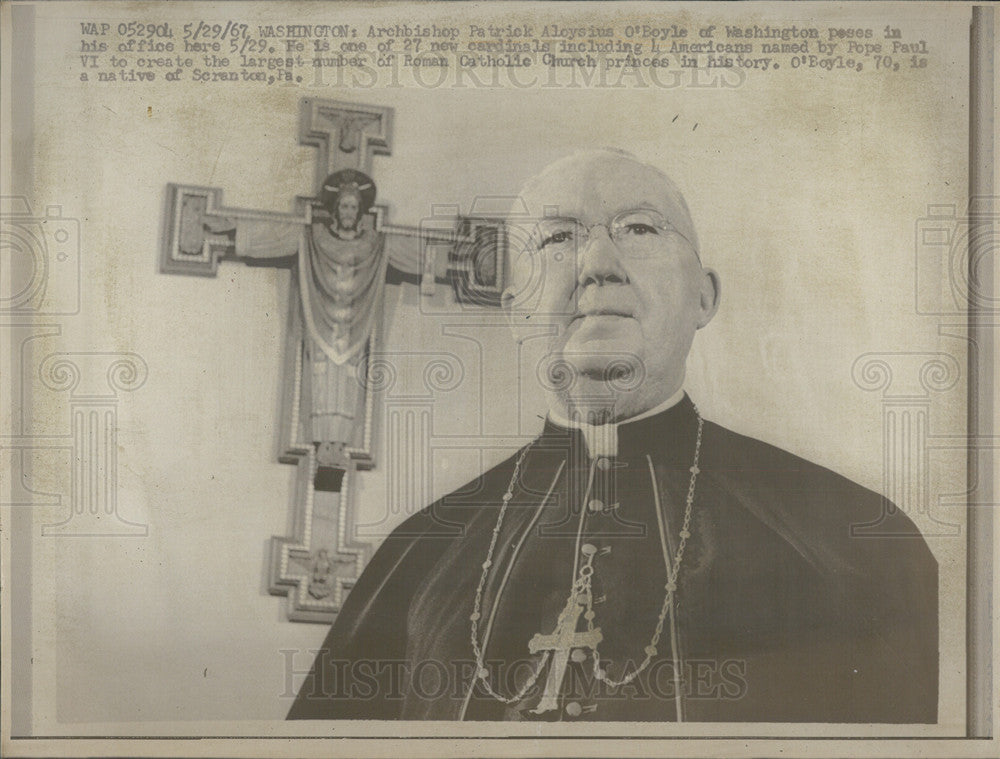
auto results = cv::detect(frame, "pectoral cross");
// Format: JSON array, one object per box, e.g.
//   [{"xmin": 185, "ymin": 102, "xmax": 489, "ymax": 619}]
[
  {"xmin": 159, "ymin": 98, "xmax": 508, "ymax": 623},
  {"xmin": 527, "ymin": 594, "xmax": 603, "ymax": 713}
]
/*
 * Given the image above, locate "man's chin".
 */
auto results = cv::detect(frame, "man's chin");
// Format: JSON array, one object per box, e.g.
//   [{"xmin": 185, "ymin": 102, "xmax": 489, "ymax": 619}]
[
  {"xmin": 557, "ymin": 341, "xmax": 645, "ymax": 388},
  {"xmin": 563, "ymin": 321, "xmax": 639, "ymax": 357}
]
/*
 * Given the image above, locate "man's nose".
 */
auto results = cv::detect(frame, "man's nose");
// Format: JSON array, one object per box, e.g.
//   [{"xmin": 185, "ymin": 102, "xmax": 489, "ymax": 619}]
[{"xmin": 576, "ymin": 227, "xmax": 628, "ymax": 287}]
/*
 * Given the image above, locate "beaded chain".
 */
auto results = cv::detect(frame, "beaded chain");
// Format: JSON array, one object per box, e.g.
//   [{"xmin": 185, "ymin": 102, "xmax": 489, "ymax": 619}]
[
  {"xmin": 590, "ymin": 411, "xmax": 701, "ymax": 687},
  {"xmin": 468, "ymin": 444, "xmax": 551, "ymax": 703},
  {"xmin": 469, "ymin": 407, "xmax": 704, "ymax": 702}
]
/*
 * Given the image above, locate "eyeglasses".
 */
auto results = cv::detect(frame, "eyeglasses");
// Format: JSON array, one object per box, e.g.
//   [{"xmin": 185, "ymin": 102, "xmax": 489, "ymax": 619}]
[{"xmin": 526, "ymin": 208, "xmax": 695, "ymax": 260}]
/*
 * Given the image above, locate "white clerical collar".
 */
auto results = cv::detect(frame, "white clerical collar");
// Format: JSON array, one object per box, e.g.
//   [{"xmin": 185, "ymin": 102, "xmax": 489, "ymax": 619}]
[{"xmin": 547, "ymin": 388, "xmax": 686, "ymax": 458}]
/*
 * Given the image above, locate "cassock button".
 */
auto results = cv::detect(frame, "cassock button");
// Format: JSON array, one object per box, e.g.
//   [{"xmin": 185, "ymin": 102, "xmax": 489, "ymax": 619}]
[
  {"xmin": 596, "ymin": 456, "xmax": 611, "ymax": 471},
  {"xmin": 571, "ymin": 648, "xmax": 587, "ymax": 663},
  {"xmin": 565, "ymin": 701, "xmax": 582, "ymax": 718},
  {"xmin": 581, "ymin": 543, "xmax": 597, "ymax": 556},
  {"xmin": 587, "ymin": 499, "xmax": 605, "ymax": 513}
]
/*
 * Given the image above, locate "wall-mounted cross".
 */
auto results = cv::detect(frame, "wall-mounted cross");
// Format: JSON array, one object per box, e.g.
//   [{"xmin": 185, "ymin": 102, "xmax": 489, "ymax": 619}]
[{"xmin": 159, "ymin": 97, "xmax": 507, "ymax": 622}]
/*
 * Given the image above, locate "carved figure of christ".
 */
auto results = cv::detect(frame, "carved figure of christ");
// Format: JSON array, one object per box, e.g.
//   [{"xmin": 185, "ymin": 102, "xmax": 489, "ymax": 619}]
[{"xmin": 193, "ymin": 196, "xmax": 456, "ymax": 482}]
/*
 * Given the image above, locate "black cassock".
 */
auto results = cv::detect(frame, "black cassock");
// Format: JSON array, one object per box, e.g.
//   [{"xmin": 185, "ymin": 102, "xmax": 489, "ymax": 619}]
[{"xmin": 288, "ymin": 395, "xmax": 938, "ymax": 723}]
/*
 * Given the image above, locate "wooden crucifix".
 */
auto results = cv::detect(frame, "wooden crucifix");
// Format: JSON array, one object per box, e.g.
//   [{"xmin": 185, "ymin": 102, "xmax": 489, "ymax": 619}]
[{"xmin": 160, "ymin": 97, "xmax": 508, "ymax": 622}]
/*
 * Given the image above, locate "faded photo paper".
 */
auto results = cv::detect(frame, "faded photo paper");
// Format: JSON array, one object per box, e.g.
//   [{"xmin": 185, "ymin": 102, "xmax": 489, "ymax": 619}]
[{"xmin": 1, "ymin": 0, "xmax": 996, "ymax": 757}]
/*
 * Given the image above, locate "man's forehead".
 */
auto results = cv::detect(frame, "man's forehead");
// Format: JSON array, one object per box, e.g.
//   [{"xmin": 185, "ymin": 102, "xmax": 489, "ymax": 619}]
[{"xmin": 519, "ymin": 151, "xmax": 683, "ymax": 219}]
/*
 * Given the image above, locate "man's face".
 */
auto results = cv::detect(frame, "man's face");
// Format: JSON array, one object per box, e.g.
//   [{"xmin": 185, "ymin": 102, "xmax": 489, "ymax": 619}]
[
  {"xmin": 504, "ymin": 153, "xmax": 719, "ymax": 408},
  {"xmin": 336, "ymin": 194, "xmax": 360, "ymax": 230}
]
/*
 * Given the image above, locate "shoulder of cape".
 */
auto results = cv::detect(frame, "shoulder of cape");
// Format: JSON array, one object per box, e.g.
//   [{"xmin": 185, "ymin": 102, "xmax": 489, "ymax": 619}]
[
  {"xmin": 336, "ymin": 445, "xmax": 532, "ymax": 623},
  {"xmin": 367, "ymin": 442, "xmax": 534, "ymax": 550},
  {"xmin": 697, "ymin": 419, "xmax": 937, "ymax": 583},
  {"xmin": 402, "ymin": 444, "xmax": 535, "ymax": 524}
]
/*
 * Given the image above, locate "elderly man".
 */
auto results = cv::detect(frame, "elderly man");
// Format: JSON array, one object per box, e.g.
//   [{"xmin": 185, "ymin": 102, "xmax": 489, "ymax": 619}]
[{"xmin": 288, "ymin": 149, "xmax": 938, "ymax": 723}]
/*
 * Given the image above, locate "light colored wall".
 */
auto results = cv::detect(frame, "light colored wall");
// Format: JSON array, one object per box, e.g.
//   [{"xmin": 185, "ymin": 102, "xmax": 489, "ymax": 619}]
[{"xmin": 13, "ymin": 1, "xmax": 970, "ymax": 731}]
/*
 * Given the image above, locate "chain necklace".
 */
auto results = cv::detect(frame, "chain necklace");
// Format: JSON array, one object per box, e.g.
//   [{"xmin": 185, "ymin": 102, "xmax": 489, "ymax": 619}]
[{"xmin": 469, "ymin": 407, "xmax": 704, "ymax": 702}]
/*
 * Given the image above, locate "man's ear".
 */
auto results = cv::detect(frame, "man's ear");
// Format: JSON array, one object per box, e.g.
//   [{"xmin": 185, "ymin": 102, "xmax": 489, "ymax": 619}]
[{"xmin": 696, "ymin": 267, "xmax": 721, "ymax": 329}]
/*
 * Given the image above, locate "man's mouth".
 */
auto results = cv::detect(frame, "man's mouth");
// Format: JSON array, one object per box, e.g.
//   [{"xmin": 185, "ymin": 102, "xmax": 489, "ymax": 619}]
[{"xmin": 571, "ymin": 309, "xmax": 633, "ymax": 322}]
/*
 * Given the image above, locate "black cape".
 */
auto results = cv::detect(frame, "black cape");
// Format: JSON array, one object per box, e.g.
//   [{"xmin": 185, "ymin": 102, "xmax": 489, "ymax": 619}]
[{"xmin": 288, "ymin": 395, "xmax": 938, "ymax": 722}]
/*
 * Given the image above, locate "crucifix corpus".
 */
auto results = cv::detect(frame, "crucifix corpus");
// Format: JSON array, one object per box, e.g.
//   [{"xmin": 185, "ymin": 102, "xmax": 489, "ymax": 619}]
[{"xmin": 160, "ymin": 98, "xmax": 507, "ymax": 622}]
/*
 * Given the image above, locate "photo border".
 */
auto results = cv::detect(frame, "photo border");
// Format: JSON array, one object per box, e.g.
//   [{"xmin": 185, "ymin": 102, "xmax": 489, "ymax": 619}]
[{"xmin": 1, "ymin": 1, "xmax": 996, "ymax": 757}]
